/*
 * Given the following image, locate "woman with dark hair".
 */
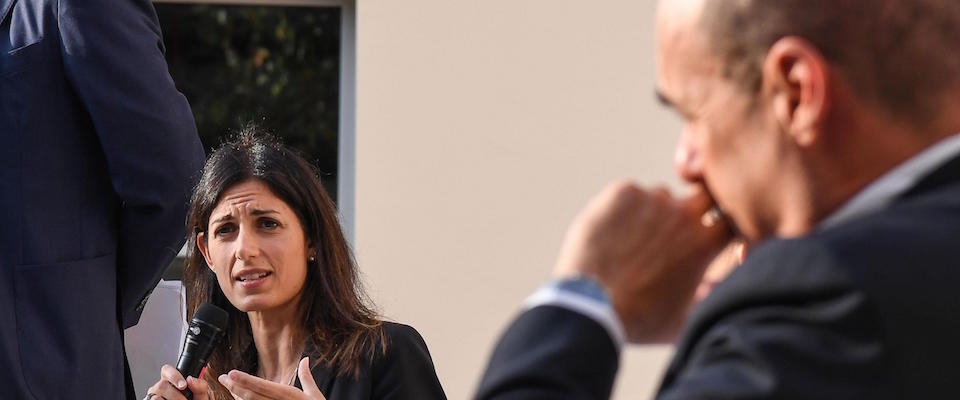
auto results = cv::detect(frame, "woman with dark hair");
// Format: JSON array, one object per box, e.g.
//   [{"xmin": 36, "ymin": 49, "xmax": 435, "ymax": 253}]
[{"xmin": 146, "ymin": 128, "xmax": 446, "ymax": 400}]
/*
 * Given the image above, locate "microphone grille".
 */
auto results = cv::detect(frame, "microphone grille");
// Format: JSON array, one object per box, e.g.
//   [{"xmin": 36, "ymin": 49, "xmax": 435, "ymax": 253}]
[{"xmin": 194, "ymin": 303, "xmax": 229, "ymax": 330}]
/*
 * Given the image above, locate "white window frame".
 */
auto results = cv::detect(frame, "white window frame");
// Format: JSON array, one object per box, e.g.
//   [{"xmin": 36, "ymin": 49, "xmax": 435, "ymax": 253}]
[{"xmin": 154, "ymin": 0, "xmax": 358, "ymax": 243}]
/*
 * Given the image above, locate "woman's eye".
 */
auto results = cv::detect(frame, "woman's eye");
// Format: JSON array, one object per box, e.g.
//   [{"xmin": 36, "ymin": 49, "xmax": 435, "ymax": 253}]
[
  {"xmin": 260, "ymin": 219, "xmax": 280, "ymax": 229},
  {"xmin": 214, "ymin": 224, "xmax": 236, "ymax": 236}
]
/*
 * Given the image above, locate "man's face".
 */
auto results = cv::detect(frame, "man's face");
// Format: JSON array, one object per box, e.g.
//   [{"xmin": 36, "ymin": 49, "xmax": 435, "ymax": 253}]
[{"xmin": 656, "ymin": 0, "xmax": 787, "ymax": 241}]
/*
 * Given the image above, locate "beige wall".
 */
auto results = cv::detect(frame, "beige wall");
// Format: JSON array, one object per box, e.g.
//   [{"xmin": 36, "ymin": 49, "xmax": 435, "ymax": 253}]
[{"xmin": 354, "ymin": 1, "xmax": 684, "ymax": 398}]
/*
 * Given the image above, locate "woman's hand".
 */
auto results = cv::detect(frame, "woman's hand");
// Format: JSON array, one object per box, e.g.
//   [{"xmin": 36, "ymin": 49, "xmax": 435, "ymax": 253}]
[
  {"xmin": 145, "ymin": 364, "xmax": 209, "ymax": 400},
  {"xmin": 219, "ymin": 357, "xmax": 327, "ymax": 400}
]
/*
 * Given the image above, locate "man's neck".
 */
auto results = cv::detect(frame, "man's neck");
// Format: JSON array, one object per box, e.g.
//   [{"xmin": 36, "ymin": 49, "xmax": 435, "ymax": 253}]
[
  {"xmin": 818, "ymin": 132, "xmax": 960, "ymax": 230},
  {"xmin": 775, "ymin": 100, "xmax": 960, "ymax": 238}
]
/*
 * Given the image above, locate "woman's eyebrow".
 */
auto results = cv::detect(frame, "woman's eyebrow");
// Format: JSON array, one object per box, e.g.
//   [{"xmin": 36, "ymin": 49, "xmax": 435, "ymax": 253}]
[
  {"xmin": 211, "ymin": 213, "xmax": 235, "ymax": 224},
  {"xmin": 211, "ymin": 208, "xmax": 279, "ymax": 224},
  {"xmin": 250, "ymin": 209, "xmax": 279, "ymax": 216}
]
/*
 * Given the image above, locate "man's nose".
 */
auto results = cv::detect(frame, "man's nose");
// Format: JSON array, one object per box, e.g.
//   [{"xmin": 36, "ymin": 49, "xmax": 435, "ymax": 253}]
[{"xmin": 674, "ymin": 128, "xmax": 704, "ymax": 183}]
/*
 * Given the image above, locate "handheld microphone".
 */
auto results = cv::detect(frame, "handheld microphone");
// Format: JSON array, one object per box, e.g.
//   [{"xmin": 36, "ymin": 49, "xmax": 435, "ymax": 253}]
[{"xmin": 176, "ymin": 303, "xmax": 228, "ymax": 399}]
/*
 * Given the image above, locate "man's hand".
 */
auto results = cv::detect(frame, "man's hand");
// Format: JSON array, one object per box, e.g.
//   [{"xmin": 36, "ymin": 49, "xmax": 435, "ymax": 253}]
[
  {"xmin": 553, "ymin": 181, "xmax": 732, "ymax": 343},
  {"xmin": 218, "ymin": 358, "xmax": 327, "ymax": 400},
  {"xmin": 694, "ymin": 241, "xmax": 746, "ymax": 304}
]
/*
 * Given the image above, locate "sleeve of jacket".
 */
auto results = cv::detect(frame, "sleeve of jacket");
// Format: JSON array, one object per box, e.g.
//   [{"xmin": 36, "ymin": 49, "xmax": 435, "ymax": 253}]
[
  {"xmin": 372, "ymin": 323, "xmax": 448, "ymax": 399},
  {"xmin": 656, "ymin": 239, "xmax": 895, "ymax": 400},
  {"xmin": 475, "ymin": 306, "xmax": 619, "ymax": 400},
  {"xmin": 56, "ymin": 0, "xmax": 205, "ymax": 328}
]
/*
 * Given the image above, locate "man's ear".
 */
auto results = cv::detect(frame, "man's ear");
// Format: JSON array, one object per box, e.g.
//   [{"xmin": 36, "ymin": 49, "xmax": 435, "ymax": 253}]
[
  {"xmin": 763, "ymin": 36, "xmax": 831, "ymax": 147},
  {"xmin": 197, "ymin": 231, "xmax": 215, "ymax": 270}
]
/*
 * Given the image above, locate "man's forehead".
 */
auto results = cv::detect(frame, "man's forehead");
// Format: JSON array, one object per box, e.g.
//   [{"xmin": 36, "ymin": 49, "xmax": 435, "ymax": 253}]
[
  {"xmin": 656, "ymin": 0, "xmax": 708, "ymax": 55},
  {"xmin": 656, "ymin": 0, "xmax": 722, "ymax": 106},
  {"xmin": 658, "ymin": 0, "xmax": 705, "ymax": 23}
]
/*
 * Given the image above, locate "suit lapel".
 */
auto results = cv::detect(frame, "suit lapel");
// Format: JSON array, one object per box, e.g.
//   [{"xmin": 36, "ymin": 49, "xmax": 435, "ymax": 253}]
[
  {"xmin": 292, "ymin": 351, "xmax": 334, "ymax": 393},
  {"xmin": 0, "ymin": 0, "xmax": 14, "ymax": 26},
  {"xmin": 292, "ymin": 366, "xmax": 333, "ymax": 393}
]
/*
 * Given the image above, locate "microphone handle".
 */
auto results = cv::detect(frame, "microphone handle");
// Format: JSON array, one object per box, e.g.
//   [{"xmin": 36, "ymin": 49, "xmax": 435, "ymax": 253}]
[
  {"xmin": 176, "ymin": 369, "xmax": 198, "ymax": 400},
  {"xmin": 176, "ymin": 352, "xmax": 207, "ymax": 400},
  {"xmin": 176, "ymin": 331, "xmax": 215, "ymax": 399}
]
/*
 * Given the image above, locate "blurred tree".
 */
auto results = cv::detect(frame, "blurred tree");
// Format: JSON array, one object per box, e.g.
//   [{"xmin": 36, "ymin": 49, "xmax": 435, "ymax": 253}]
[{"xmin": 156, "ymin": 4, "xmax": 341, "ymax": 198}]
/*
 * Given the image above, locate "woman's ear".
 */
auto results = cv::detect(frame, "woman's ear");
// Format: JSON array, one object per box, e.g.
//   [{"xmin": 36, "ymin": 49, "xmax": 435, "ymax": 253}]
[
  {"xmin": 197, "ymin": 231, "xmax": 215, "ymax": 270},
  {"xmin": 306, "ymin": 239, "xmax": 317, "ymax": 261}
]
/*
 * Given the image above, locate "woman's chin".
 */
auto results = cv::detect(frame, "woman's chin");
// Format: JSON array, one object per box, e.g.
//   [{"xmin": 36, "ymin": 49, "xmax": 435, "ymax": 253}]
[
  {"xmin": 230, "ymin": 296, "xmax": 274, "ymax": 313},
  {"xmin": 226, "ymin": 289, "xmax": 303, "ymax": 316}
]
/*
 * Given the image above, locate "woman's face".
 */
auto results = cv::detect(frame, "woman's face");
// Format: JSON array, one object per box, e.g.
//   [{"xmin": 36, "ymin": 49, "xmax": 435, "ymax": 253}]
[{"xmin": 197, "ymin": 179, "xmax": 311, "ymax": 313}]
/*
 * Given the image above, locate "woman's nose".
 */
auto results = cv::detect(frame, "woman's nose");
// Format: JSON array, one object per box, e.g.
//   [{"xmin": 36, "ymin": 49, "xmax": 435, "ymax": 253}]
[{"xmin": 234, "ymin": 226, "xmax": 260, "ymax": 261}]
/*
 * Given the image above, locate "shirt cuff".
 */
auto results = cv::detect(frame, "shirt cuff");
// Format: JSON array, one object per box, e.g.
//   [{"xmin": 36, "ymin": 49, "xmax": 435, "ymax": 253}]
[{"xmin": 524, "ymin": 280, "xmax": 627, "ymax": 350}]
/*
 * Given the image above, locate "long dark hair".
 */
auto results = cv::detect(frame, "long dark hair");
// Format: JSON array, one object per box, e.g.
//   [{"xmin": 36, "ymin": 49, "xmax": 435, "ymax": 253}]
[{"xmin": 182, "ymin": 126, "xmax": 384, "ymax": 399}]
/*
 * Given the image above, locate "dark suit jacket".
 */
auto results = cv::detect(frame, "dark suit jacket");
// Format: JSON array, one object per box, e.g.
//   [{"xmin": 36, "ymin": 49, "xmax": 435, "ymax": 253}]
[
  {"xmin": 290, "ymin": 322, "xmax": 447, "ymax": 399},
  {"xmin": 0, "ymin": 0, "xmax": 205, "ymax": 398},
  {"xmin": 476, "ymin": 155, "xmax": 960, "ymax": 399}
]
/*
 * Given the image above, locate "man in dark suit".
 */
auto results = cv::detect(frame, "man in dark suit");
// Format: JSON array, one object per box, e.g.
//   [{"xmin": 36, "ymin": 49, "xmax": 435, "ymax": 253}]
[
  {"xmin": 477, "ymin": 0, "xmax": 960, "ymax": 398},
  {"xmin": 1, "ymin": 0, "xmax": 205, "ymax": 398}
]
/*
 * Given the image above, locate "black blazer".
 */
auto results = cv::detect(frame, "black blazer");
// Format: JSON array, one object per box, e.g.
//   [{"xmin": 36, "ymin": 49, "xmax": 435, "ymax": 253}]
[
  {"xmin": 293, "ymin": 322, "xmax": 447, "ymax": 399},
  {"xmin": 1, "ymin": 0, "xmax": 204, "ymax": 398},
  {"xmin": 476, "ymin": 155, "xmax": 960, "ymax": 400}
]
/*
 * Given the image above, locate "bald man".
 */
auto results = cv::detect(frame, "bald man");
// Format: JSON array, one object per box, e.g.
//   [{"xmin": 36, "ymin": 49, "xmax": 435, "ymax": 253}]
[{"xmin": 476, "ymin": 0, "xmax": 960, "ymax": 398}]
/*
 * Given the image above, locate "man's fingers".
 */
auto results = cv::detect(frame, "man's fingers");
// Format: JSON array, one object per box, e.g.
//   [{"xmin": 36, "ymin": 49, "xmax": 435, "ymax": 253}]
[
  {"xmin": 683, "ymin": 185, "xmax": 715, "ymax": 217},
  {"xmin": 693, "ymin": 240, "xmax": 747, "ymax": 304},
  {"xmin": 597, "ymin": 180, "xmax": 645, "ymax": 216},
  {"xmin": 682, "ymin": 186, "xmax": 735, "ymax": 243},
  {"xmin": 298, "ymin": 357, "xmax": 326, "ymax": 399},
  {"xmin": 650, "ymin": 185, "xmax": 672, "ymax": 202}
]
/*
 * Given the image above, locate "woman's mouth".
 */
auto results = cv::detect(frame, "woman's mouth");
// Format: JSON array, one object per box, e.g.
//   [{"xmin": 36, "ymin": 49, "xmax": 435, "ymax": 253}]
[
  {"xmin": 238, "ymin": 271, "xmax": 270, "ymax": 281},
  {"xmin": 235, "ymin": 271, "xmax": 272, "ymax": 289}
]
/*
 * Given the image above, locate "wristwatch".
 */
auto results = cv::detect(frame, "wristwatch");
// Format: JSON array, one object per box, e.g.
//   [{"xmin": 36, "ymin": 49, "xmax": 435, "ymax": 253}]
[{"xmin": 550, "ymin": 275, "xmax": 611, "ymax": 304}]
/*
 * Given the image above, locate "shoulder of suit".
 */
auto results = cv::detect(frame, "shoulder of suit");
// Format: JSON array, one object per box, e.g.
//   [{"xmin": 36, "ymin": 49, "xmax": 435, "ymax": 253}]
[
  {"xmin": 365, "ymin": 322, "xmax": 439, "ymax": 386},
  {"xmin": 375, "ymin": 322, "xmax": 433, "ymax": 364},
  {"xmin": 382, "ymin": 321, "xmax": 423, "ymax": 341}
]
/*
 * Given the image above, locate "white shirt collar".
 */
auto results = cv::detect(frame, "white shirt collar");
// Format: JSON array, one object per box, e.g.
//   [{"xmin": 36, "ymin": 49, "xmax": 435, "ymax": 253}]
[{"xmin": 819, "ymin": 133, "xmax": 960, "ymax": 230}]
